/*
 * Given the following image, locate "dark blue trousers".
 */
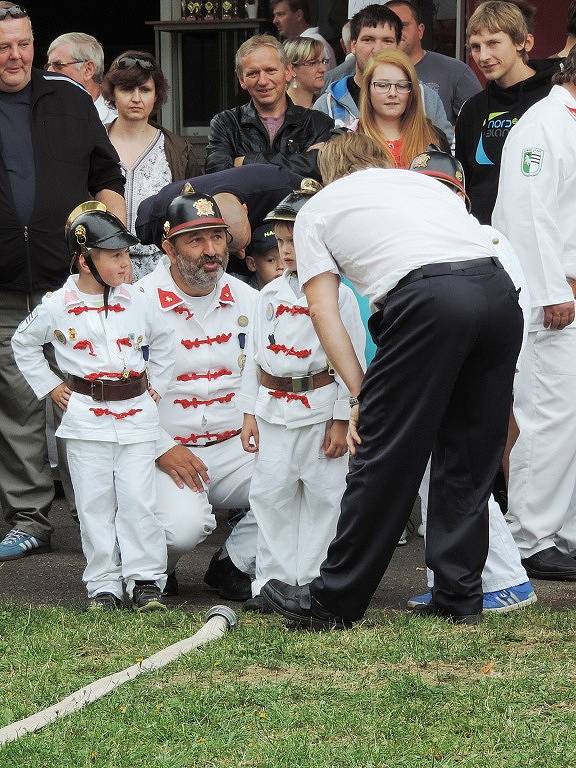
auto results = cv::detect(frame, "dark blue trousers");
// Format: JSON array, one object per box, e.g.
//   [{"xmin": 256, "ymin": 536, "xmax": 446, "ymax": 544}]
[{"xmin": 310, "ymin": 260, "xmax": 524, "ymax": 619}]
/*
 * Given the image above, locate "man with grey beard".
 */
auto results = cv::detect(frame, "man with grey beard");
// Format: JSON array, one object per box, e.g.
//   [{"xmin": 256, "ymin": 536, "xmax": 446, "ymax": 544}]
[{"xmin": 138, "ymin": 190, "xmax": 258, "ymax": 601}]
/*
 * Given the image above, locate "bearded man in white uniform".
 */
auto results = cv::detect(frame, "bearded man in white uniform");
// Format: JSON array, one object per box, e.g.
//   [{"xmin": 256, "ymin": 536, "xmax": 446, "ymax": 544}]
[{"xmin": 138, "ymin": 189, "xmax": 258, "ymax": 599}]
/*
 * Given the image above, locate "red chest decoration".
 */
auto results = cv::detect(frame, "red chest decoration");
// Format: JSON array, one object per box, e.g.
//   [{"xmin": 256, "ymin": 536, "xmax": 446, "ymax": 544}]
[
  {"xmin": 275, "ymin": 304, "xmax": 310, "ymax": 318},
  {"xmin": 174, "ymin": 305, "xmax": 194, "ymax": 321},
  {"xmin": 267, "ymin": 343, "xmax": 311, "ymax": 359},
  {"xmin": 181, "ymin": 333, "xmax": 232, "ymax": 349},
  {"xmin": 158, "ymin": 289, "xmax": 182, "ymax": 309},
  {"xmin": 68, "ymin": 304, "xmax": 125, "ymax": 315},
  {"xmin": 116, "ymin": 337, "xmax": 132, "ymax": 352},
  {"xmin": 73, "ymin": 340, "xmax": 96, "ymax": 357}
]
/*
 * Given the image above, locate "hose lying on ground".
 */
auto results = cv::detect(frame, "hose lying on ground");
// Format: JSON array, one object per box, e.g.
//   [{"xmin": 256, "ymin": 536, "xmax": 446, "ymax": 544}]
[{"xmin": 0, "ymin": 605, "xmax": 237, "ymax": 747}]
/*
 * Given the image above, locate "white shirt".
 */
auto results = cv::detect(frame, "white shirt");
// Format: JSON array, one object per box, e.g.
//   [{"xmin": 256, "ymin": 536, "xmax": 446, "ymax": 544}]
[
  {"xmin": 302, "ymin": 26, "xmax": 337, "ymax": 70},
  {"xmin": 492, "ymin": 85, "xmax": 576, "ymax": 327},
  {"xmin": 237, "ymin": 269, "xmax": 365, "ymax": 428},
  {"xmin": 294, "ymin": 168, "xmax": 496, "ymax": 307},
  {"xmin": 138, "ymin": 257, "xmax": 258, "ymax": 455},
  {"xmin": 94, "ymin": 94, "xmax": 117, "ymax": 125},
  {"xmin": 11, "ymin": 277, "xmax": 175, "ymax": 444}
]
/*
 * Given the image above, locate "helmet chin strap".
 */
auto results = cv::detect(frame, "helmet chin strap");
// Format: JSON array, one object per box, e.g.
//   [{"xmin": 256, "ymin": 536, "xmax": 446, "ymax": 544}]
[{"xmin": 83, "ymin": 249, "xmax": 112, "ymax": 318}]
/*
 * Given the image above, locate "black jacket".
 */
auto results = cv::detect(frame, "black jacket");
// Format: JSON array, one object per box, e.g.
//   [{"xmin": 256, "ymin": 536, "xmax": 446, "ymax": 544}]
[
  {"xmin": 204, "ymin": 99, "xmax": 334, "ymax": 180},
  {"xmin": 0, "ymin": 69, "xmax": 125, "ymax": 293},
  {"xmin": 455, "ymin": 59, "xmax": 560, "ymax": 224}
]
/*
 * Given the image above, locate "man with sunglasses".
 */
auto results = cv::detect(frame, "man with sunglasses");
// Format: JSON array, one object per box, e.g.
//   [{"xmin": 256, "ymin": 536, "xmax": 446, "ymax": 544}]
[
  {"xmin": 0, "ymin": 3, "xmax": 125, "ymax": 562},
  {"xmin": 46, "ymin": 32, "xmax": 117, "ymax": 125}
]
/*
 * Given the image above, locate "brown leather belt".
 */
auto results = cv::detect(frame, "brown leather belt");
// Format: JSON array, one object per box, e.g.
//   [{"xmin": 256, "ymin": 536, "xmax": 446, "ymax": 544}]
[
  {"xmin": 67, "ymin": 372, "xmax": 147, "ymax": 402},
  {"xmin": 259, "ymin": 367, "xmax": 335, "ymax": 394}
]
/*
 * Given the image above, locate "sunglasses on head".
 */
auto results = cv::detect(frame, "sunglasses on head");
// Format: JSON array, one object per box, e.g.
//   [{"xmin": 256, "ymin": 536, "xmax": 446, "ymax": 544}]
[
  {"xmin": 113, "ymin": 55, "xmax": 155, "ymax": 71},
  {"xmin": 0, "ymin": 4, "xmax": 28, "ymax": 20}
]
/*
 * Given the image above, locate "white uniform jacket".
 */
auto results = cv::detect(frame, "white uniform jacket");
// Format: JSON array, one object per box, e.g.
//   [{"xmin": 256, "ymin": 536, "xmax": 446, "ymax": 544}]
[
  {"xmin": 11, "ymin": 276, "xmax": 175, "ymax": 444},
  {"xmin": 138, "ymin": 257, "xmax": 258, "ymax": 454},
  {"xmin": 493, "ymin": 85, "xmax": 576, "ymax": 328},
  {"xmin": 237, "ymin": 270, "xmax": 366, "ymax": 428}
]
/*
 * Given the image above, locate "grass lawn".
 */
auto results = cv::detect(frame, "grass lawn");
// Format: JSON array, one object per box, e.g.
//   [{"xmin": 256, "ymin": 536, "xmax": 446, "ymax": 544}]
[{"xmin": 1, "ymin": 603, "xmax": 575, "ymax": 768}]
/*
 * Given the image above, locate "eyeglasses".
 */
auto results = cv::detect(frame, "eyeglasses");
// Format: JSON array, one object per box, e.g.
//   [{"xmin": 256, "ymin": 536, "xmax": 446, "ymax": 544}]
[
  {"xmin": 0, "ymin": 5, "xmax": 28, "ymax": 20},
  {"xmin": 45, "ymin": 59, "xmax": 87, "ymax": 71},
  {"xmin": 112, "ymin": 55, "xmax": 155, "ymax": 71},
  {"xmin": 295, "ymin": 57, "xmax": 329, "ymax": 68},
  {"xmin": 371, "ymin": 80, "xmax": 412, "ymax": 93}
]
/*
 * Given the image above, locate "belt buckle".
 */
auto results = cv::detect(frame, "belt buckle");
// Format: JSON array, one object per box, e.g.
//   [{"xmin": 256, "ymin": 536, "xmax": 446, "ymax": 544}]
[
  {"xmin": 90, "ymin": 379, "xmax": 105, "ymax": 402},
  {"xmin": 291, "ymin": 374, "xmax": 312, "ymax": 393}
]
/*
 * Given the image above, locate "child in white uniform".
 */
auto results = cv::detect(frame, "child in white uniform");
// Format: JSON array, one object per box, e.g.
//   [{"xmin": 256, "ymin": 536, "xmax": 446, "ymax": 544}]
[
  {"xmin": 238, "ymin": 181, "xmax": 366, "ymax": 611},
  {"xmin": 12, "ymin": 203, "xmax": 174, "ymax": 610}
]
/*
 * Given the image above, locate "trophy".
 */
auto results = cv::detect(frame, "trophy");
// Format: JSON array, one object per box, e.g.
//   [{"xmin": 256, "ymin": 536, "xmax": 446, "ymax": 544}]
[
  {"xmin": 222, "ymin": 0, "xmax": 239, "ymax": 19},
  {"xmin": 202, "ymin": 0, "xmax": 220, "ymax": 19},
  {"xmin": 185, "ymin": 0, "xmax": 202, "ymax": 19}
]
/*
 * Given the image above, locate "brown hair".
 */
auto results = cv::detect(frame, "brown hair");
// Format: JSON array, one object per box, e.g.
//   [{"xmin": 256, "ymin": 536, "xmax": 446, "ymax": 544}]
[
  {"xmin": 102, "ymin": 50, "xmax": 168, "ymax": 111},
  {"xmin": 467, "ymin": 2, "xmax": 530, "ymax": 47},
  {"xmin": 358, "ymin": 49, "xmax": 439, "ymax": 168},
  {"xmin": 553, "ymin": 44, "xmax": 576, "ymax": 85},
  {"xmin": 318, "ymin": 133, "xmax": 392, "ymax": 185}
]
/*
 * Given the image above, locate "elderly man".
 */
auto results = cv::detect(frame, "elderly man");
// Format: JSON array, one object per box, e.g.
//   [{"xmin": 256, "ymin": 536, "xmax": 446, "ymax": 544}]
[
  {"xmin": 261, "ymin": 133, "xmax": 523, "ymax": 627},
  {"xmin": 0, "ymin": 3, "xmax": 125, "ymax": 561},
  {"xmin": 138, "ymin": 190, "xmax": 258, "ymax": 600},
  {"xmin": 46, "ymin": 32, "xmax": 116, "ymax": 125},
  {"xmin": 205, "ymin": 35, "xmax": 334, "ymax": 179},
  {"xmin": 316, "ymin": 4, "xmax": 452, "ymax": 141},
  {"xmin": 493, "ymin": 47, "xmax": 576, "ymax": 581}
]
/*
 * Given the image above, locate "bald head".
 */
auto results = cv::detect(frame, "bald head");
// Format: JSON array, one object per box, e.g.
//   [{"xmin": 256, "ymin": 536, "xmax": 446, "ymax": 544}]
[{"xmin": 213, "ymin": 192, "xmax": 251, "ymax": 258}]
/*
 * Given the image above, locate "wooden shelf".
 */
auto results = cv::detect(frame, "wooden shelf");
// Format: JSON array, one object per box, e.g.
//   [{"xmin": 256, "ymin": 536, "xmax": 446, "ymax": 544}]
[{"xmin": 146, "ymin": 19, "xmax": 267, "ymax": 32}]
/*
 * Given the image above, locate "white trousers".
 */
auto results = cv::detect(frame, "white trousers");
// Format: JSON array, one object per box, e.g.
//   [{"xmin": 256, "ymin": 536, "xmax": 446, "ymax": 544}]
[
  {"xmin": 419, "ymin": 459, "xmax": 527, "ymax": 592},
  {"xmin": 66, "ymin": 439, "xmax": 167, "ymax": 599},
  {"xmin": 507, "ymin": 327, "xmax": 576, "ymax": 557},
  {"xmin": 250, "ymin": 419, "xmax": 348, "ymax": 597},
  {"xmin": 155, "ymin": 435, "xmax": 257, "ymax": 574}
]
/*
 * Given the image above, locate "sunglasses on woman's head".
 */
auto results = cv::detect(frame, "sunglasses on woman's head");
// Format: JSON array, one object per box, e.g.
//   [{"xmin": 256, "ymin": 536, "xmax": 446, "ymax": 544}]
[{"xmin": 113, "ymin": 55, "xmax": 155, "ymax": 71}]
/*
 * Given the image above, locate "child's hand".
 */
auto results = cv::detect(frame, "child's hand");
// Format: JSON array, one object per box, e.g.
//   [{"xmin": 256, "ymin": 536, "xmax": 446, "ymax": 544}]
[
  {"xmin": 322, "ymin": 419, "xmax": 348, "ymax": 458},
  {"xmin": 148, "ymin": 387, "xmax": 161, "ymax": 404},
  {"xmin": 50, "ymin": 382, "xmax": 72, "ymax": 411},
  {"xmin": 241, "ymin": 414, "xmax": 259, "ymax": 453}
]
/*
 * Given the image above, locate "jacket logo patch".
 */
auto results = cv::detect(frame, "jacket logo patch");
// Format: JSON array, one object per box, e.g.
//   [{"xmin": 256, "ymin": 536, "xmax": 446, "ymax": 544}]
[{"xmin": 521, "ymin": 147, "xmax": 544, "ymax": 176}]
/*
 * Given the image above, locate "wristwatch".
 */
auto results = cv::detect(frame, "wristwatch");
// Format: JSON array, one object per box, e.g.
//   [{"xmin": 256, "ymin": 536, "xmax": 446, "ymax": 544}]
[{"xmin": 349, "ymin": 396, "xmax": 360, "ymax": 408}]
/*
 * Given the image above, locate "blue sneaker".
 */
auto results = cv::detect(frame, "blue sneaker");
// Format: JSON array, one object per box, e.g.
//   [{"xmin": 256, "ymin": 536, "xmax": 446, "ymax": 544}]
[
  {"xmin": 407, "ymin": 581, "xmax": 537, "ymax": 613},
  {"xmin": 407, "ymin": 591, "xmax": 432, "ymax": 608},
  {"xmin": 0, "ymin": 529, "xmax": 51, "ymax": 561},
  {"xmin": 482, "ymin": 581, "xmax": 537, "ymax": 613}
]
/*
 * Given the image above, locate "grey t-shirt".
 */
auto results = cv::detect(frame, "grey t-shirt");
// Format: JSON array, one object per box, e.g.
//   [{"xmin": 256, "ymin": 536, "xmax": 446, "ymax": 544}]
[
  {"xmin": 0, "ymin": 83, "xmax": 35, "ymax": 225},
  {"xmin": 416, "ymin": 50, "xmax": 481, "ymax": 124}
]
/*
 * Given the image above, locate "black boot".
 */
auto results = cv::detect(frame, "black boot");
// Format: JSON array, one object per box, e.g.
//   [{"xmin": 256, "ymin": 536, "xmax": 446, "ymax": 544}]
[{"xmin": 204, "ymin": 547, "xmax": 251, "ymax": 601}]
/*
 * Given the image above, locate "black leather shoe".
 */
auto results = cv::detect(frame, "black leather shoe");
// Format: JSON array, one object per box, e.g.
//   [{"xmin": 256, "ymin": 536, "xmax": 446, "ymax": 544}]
[
  {"xmin": 412, "ymin": 603, "xmax": 483, "ymax": 624},
  {"xmin": 243, "ymin": 595, "xmax": 274, "ymax": 614},
  {"xmin": 204, "ymin": 547, "xmax": 252, "ymax": 601},
  {"xmin": 162, "ymin": 571, "xmax": 179, "ymax": 597},
  {"xmin": 261, "ymin": 580, "xmax": 352, "ymax": 630},
  {"xmin": 521, "ymin": 546, "xmax": 576, "ymax": 581}
]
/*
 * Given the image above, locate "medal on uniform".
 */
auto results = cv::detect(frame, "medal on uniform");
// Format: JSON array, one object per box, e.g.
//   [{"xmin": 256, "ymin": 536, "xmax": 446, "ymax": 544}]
[
  {"xmin": 121, "ymin": 368, "xmax": 130, "ymax": 379},
  {"xmin": 265, "ymin": 302, "xmax": 274, "ymax": 321},
  {"xmin": 54, "ymin": 330, "xmax": 66, "ymax": 344},
  {"xmin": 67, "ymin": 327, "xmax": 77, "ymax": 341},
  {"xmin": 268, "ymin": 333, "xmax": 276, "ymax": 346},
  {"xmin": 238, "ymin": 315, "xmax": 249, "ymax": 327},
  {"xmin": 238, "ymin": 332, "xmax": 246, "ymax": 372}
]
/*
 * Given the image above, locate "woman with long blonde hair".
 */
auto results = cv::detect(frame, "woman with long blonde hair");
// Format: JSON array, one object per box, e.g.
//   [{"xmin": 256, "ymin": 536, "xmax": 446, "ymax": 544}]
[{"xmin": 359, "ymin": 49, "xmax": 449, "ymax": 169}]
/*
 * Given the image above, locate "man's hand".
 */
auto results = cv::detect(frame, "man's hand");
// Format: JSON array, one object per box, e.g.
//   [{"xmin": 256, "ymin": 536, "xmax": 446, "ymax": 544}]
[
  {"xmin": 50, "ymin": 382, "xmax": 71, "ymax": 411},
  {"xmin": 148, "ymin": 387, "xmax": 161, "ymax": 404},
  {"xmin": 307, "ymin": 142, "xmax": 326, "ymax": 151},
  {"xmin": 241, "ymin": 414, "xmax": 259, "ymax": 453},
  {"xmin": 156, "ymin": 445, "xmax": 210, "ymax": 492},
  {"xmin": 346, "ymin": 404, "xmax": 361, "ymax": 455},
  {"xmin": 233, "ymin": 156, "xmax": 245, "ymax": 167},
  {"xmin": 322, "ymin": 419, "xmax": 348, "ymax": 458},
  {"xmin": 543, "ymin": 301, "xmax": 575, "ymax": 330}
]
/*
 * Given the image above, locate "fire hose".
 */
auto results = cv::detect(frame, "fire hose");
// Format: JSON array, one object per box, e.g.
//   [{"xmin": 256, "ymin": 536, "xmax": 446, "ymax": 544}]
[{"xmin": 0, "ymin": 605, "xmax": 237, "ymax": 747}]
